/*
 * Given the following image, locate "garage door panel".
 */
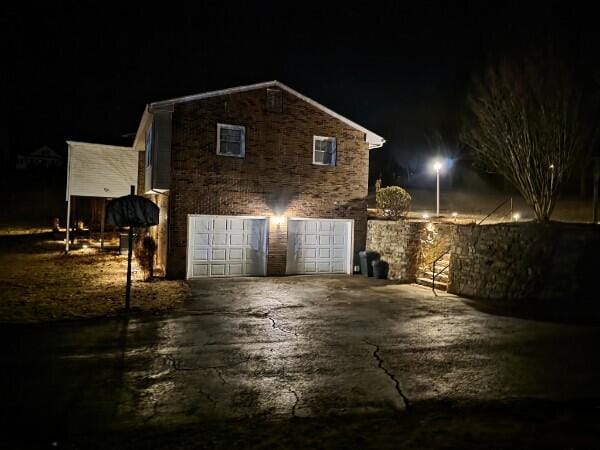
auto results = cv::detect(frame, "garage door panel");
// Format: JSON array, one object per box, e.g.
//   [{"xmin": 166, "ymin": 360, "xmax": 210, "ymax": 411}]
[
  {"xmin": 229, "ymin": 248, "xmax": 243, "ymax": 260},
  {"xmin": 210, "ymin": 264, "xmax": 226, "ymax": 276},
  {"xmin": 332, "ymin": 222, "xmax": 346, "ymax": 233},
  {"xmin": 318, "ymin": 235, "xmax": 330, "ymax": 245},
  {"xmin": 304, "ymin": 234, "xmax": 317, "ymax": 245},
  {"xmin": 319, "ymin": 248, "xmax": 330, "ymax": 259},
  {"xmin": 193, "ymin": 249, "xmax": 209, "ymax": 261},
  {"xmin": 317, "ymin": 262, "xmax": 331, "ymax": 272},
  {"xmin": 229, "ymin": 233, "xmax": 244, "ymax": 245},
  {"xmin": 188, "ymin": 216, "xmax": 267, "ymax": 279},
  {"xmin": 302, "ymin": 248, "xmax": 316, "ymax": 259},
  {"xmin": 332, "ymin": 248, "xmax": 346, "ymax": 259},
  {"xmin": 229, "ymin": 218, "xmax": 244, "ymax": 231},
  {"xmin": 195, "ymin": 233, "xmax": 210, "ymax": 245},
  {"xmin": 192, "ymin": 263, "xmax": 209, "ymax": 277},
  {"xmin": 195, "ymin": 219, "xmax": 211, "ymax": 232},
  {"xmin": 319, "ymin": 221, "xmax": 331, "ymax": 232},
  {"xmin": 333, "ymin": 235, "xmax": 345, "ymax": 245},
  {"xmin": 331, "ymin": 261, "xmax": 345, "ymax": 272},
  {"xmin": 213, "ymin": 218, "xmax": 227, "ymax": 230},
  {"xmin": 212, "ymin": 233, "xmax": 227, "ymax": 245},
  {"xmin": 211, "ymin": 248, "xmax": 226, "ymax": 261},
  {"xmin": 229, "ymin": 263, "xmax": 243, "ymax": 276},
  {"xmin": 287, "ymin": 219, "xmax": 351, "ymax": 275},
  {"xmin": 246, "ymin": 232, "xmax": 262, "ymax": 247},
  {"xmin": 305, "ymin": 222, "xmax": 317, "ymax": 233}
]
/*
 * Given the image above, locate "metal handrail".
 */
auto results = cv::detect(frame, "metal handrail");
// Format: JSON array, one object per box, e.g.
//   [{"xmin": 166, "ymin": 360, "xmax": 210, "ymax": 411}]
[
  {"xmin": 432, "ymin": 247, "xmax": 451, "ymax": 296},
  {"xmin": 478, "ymin": 197, "xmax": 512, "ymax": 225},
  {"xmin": 429, "ymin": 197, "xmax": 513, "ymax": 295}
]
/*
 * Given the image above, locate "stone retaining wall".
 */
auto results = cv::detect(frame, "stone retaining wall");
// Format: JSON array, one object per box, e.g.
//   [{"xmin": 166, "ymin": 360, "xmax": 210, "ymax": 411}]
[
  {"xmin": 366, "ymin": 221, "xmax": 423, "ymax": 281},
  {"xmin": 366, "ymin": 220, "xmax": 455, "ymax": 281},
  {"xmin": 449, "ymin": 222, "xmax": 600, "ymax": 301}
]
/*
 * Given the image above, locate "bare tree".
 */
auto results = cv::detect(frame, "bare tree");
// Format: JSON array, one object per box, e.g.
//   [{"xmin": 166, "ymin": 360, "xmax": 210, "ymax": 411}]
[{"xmin": 462, "ymin": 57, "xmax": 596, "ymax": 221}]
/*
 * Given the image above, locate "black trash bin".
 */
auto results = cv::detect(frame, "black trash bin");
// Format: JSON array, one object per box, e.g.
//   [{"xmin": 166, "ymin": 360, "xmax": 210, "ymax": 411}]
[
  {"xmin": 359, "ymin": 251, "xmax": 380, "ymax": 277},
  {"xmin": 372, "ymin": 259, "xmax": 389, "ymax": 279}
]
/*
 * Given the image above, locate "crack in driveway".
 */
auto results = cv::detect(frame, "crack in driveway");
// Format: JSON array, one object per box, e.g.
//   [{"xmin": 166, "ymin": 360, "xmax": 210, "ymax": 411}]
[
  {"xmin": 265, "ymin": 311, "xmax": 298, "ymax": 337},
  {"xmin": 164, "ymin": 354, "xmax": 250, "ymax": 372},
  {"xmin": 365, "ymin": 341, "xmax": 410, "ymax": 410},
  {"xmin": 288, "ymin": 386, "xmax": 300, "ymax": 418}
]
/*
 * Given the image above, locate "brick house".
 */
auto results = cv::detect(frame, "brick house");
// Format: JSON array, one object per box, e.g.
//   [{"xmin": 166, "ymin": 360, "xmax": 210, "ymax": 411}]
[{"xmin": 133, "ymin": 81, "xmax": 385, "ymax": 279}]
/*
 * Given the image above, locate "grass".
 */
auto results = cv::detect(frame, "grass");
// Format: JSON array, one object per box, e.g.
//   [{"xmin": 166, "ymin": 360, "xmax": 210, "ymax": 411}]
[
  {"xmin": 0, "ymin": 231, "xmax": 190, "ymax": 323},
  {"xmin": 368, "ymin": 188, "xmax": 595, "ymax": 224}
]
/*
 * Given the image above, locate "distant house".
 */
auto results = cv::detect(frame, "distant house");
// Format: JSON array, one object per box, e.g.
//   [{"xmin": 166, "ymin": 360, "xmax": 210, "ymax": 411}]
[
  {"xmin": 133, "ymin": 81, "xmax": 385, "ymax": 279},
  {"xmin": 16, "ymin": 146, "xmax": 63, "ymax": 170}
]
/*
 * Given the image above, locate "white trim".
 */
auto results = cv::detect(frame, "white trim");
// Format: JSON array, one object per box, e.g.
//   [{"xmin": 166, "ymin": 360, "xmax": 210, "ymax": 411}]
[
  {"xmin": 286, "ymin": 217, "xmax": 354, "ymax": 275},
  {"xmin": 186, "ymin": 214, "xmax": 269, "ymax": 279},
  {"xmin": 147, "ymin": 81, "xmax": 385, "ymax": 149},
  {"xmin": 66, "ymin": 140, "xmax": 134, "ymax": 152},
  {"xmin": 216, "ymin": 123, "xmax": 246, "ymax": 158},
  {"xmin": 312, "ymin": 135, "xmax": 337, "ymax": 166}
]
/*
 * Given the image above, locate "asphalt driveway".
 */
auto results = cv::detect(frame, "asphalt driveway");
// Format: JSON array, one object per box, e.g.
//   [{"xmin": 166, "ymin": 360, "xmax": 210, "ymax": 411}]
[{"xmin": 2, "ymin": 276, "xmax": 600, "ymax": 448}]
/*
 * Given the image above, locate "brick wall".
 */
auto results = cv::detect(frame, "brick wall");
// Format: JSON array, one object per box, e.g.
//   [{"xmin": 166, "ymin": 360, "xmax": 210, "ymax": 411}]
[{"xmin": 167, "ymin": 87, "xmax": 370, "ymax": 278}]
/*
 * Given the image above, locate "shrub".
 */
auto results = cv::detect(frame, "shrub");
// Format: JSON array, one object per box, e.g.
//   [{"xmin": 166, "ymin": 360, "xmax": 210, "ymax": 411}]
[
  {"xmin": 376, "ymin": 186, "xmax": 411, "ymax": 220},
  {"xmin": 134, "ymin": 234, "xmax": 157, "ymax": 281}
]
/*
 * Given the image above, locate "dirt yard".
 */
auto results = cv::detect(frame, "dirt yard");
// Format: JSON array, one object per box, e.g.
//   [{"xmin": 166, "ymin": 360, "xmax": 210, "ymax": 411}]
[{"xmin": 0, "ymin": 230, "xmax": 190, "ymax": 323}]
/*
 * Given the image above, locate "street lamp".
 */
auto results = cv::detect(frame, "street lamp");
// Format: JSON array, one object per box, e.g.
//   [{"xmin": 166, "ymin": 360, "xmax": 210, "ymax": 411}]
[{"xmin": 432, "ymin": 160, "xmax": 443, "ymax": 217}]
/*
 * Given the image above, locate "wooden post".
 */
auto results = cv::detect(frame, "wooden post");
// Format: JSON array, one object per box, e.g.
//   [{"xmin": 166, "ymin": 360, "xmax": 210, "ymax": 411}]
[
  {"xmin": 125, "ymin": 185, "xmax": 135, "ymax": 311},
  {"xmin": 65, "ymin": 195, "xmax": 71, "ymax": 252},
  {"xmin": 593, "ymin": 158, "xmax": 600, "ymax": 223},
  {"xmin": 100, "ymin": 198, "xmax": 106, "ymax": 250}
]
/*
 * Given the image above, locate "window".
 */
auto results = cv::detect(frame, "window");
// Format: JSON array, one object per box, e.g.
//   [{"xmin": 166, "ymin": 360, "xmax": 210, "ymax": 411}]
[
  {"xmin": 266, "ymin": 88, "xmax": 283, "ymax": 113},
  {"xmin": 145, "ymin": 125, "xmax": 153, "ymax": 167},
  {"xmin": 217, "ymin": 123, "xmax": 245, "ymax": 158},
  {"xmin": 313, "ymin": 136, "xmax": 336, "ymax": 166}
]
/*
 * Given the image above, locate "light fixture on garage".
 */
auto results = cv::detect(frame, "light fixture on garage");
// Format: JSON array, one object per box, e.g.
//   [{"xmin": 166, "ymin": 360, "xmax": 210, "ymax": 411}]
[{"xmin": 272, "ymin": 215, "xmax": 285, "ymax": 228}]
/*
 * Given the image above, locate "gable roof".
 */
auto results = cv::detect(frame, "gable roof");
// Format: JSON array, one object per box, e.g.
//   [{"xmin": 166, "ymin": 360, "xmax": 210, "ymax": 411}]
[{"xmin": 135, "ymin": 81, "xmax": 385, "ymax": 149}]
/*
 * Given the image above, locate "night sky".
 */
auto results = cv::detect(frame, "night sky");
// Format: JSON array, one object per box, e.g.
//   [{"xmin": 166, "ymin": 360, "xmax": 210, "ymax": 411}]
[{"xmin": 2, "ymin": 1, "xmax": 599, "ymax": 170}]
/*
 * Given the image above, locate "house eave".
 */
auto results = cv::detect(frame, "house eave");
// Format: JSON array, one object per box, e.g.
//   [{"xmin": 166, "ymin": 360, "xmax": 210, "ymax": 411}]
[{"xmin": 147, "ymin": 80, "xmax": 385, "ymax": 149}]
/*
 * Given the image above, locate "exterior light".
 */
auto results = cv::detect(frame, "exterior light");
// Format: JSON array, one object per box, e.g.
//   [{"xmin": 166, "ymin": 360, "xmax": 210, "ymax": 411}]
[
  {"xmin": 512, "ymin": 212, "xmax": 521, "ymax": 221},
  {"xmin": 452, "ymin": 212, "xmax": 458, "ymax": 217},
  {"xmin": 272, "ymin": 215, "xmax": 285, "ymax": 226},
  {"xmin": 432, "ymin": 161, "xmax": 443, "ymax": 172},
  {"xmin": 82, "ymin": 244, "xmax": 89, "ymax": 249},
  {"xmin": 549, "ymin": 164, "xmax": 555, "ymax": 169},
  {"xmin": 422, "ymin": 212, "xmax": 430, "ymax": 219}
]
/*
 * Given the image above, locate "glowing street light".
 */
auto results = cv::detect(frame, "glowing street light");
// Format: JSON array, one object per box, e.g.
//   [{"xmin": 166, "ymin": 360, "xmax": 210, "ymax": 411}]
[{"xmin": 432, "ymin": 160, "xmax": 443, "ymax": 217}]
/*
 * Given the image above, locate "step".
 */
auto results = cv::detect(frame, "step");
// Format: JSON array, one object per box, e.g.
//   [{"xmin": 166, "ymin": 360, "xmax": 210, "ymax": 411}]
[
  {"xmin": 422, "ymin": 271, "xmax": 449, "ymax": 283},
  {"xmin": 415, "ymin": 277, "xmax": 448, "ymax": 291}
]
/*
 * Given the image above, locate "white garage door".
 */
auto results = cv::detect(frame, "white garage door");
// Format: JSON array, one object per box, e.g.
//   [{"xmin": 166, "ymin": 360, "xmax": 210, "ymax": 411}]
[
  {"xmin": 287, "ymin": 219, "xmax": 352, "ymax": 274},
  {"xmin": 187, "ymin": 215, "xmax": 267, "ymax": 278}
]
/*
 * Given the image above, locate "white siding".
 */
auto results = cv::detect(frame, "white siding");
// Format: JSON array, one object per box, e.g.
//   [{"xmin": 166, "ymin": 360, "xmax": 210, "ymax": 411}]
[{"xmin": 66, "ymin": 141, "xmax": 139, "ymax": 199}]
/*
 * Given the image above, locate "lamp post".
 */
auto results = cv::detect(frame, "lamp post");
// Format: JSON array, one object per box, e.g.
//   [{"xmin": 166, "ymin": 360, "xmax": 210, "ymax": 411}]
[{"xmin": 433, "ymin": 160, "xmax": 442, "ymax": 217}]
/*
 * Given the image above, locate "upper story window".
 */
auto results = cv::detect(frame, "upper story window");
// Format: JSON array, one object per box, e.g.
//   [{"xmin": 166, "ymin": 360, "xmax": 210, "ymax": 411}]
[
  {"xmin": 266, "ymin": 88, "xmax": 283, "ymax": 113},
  {"xmin": 217, "ymin": 123, "xmax": 246, "ymax": 158},
  {"xmin": 313, "ymin": 136, "xmax": 336, "ymax": 166},
  {"xmin": 145, "ymin": 125, "xmax": 153, "ymax": 167}
]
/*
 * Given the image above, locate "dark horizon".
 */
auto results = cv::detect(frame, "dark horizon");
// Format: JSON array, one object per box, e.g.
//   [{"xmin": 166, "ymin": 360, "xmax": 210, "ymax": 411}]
[{"xmin": 2, "ymin": 1, "xmax": 599, "ymax": 170}]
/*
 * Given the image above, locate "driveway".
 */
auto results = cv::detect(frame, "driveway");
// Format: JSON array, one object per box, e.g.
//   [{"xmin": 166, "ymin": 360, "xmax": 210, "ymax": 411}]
[{"xmin": 2, "ymin": 276, "xmax": 600, "ymax": 448}]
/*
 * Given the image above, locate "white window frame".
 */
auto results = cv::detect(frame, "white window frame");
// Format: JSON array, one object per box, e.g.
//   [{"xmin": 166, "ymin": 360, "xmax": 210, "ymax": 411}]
[
  {"xmin": 312, "ymin": 136, "xmax": 337, "ymax": 166},
  {"xmin": 217, "ymin": 123, "xmax": 246, "ymax": 158}
]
